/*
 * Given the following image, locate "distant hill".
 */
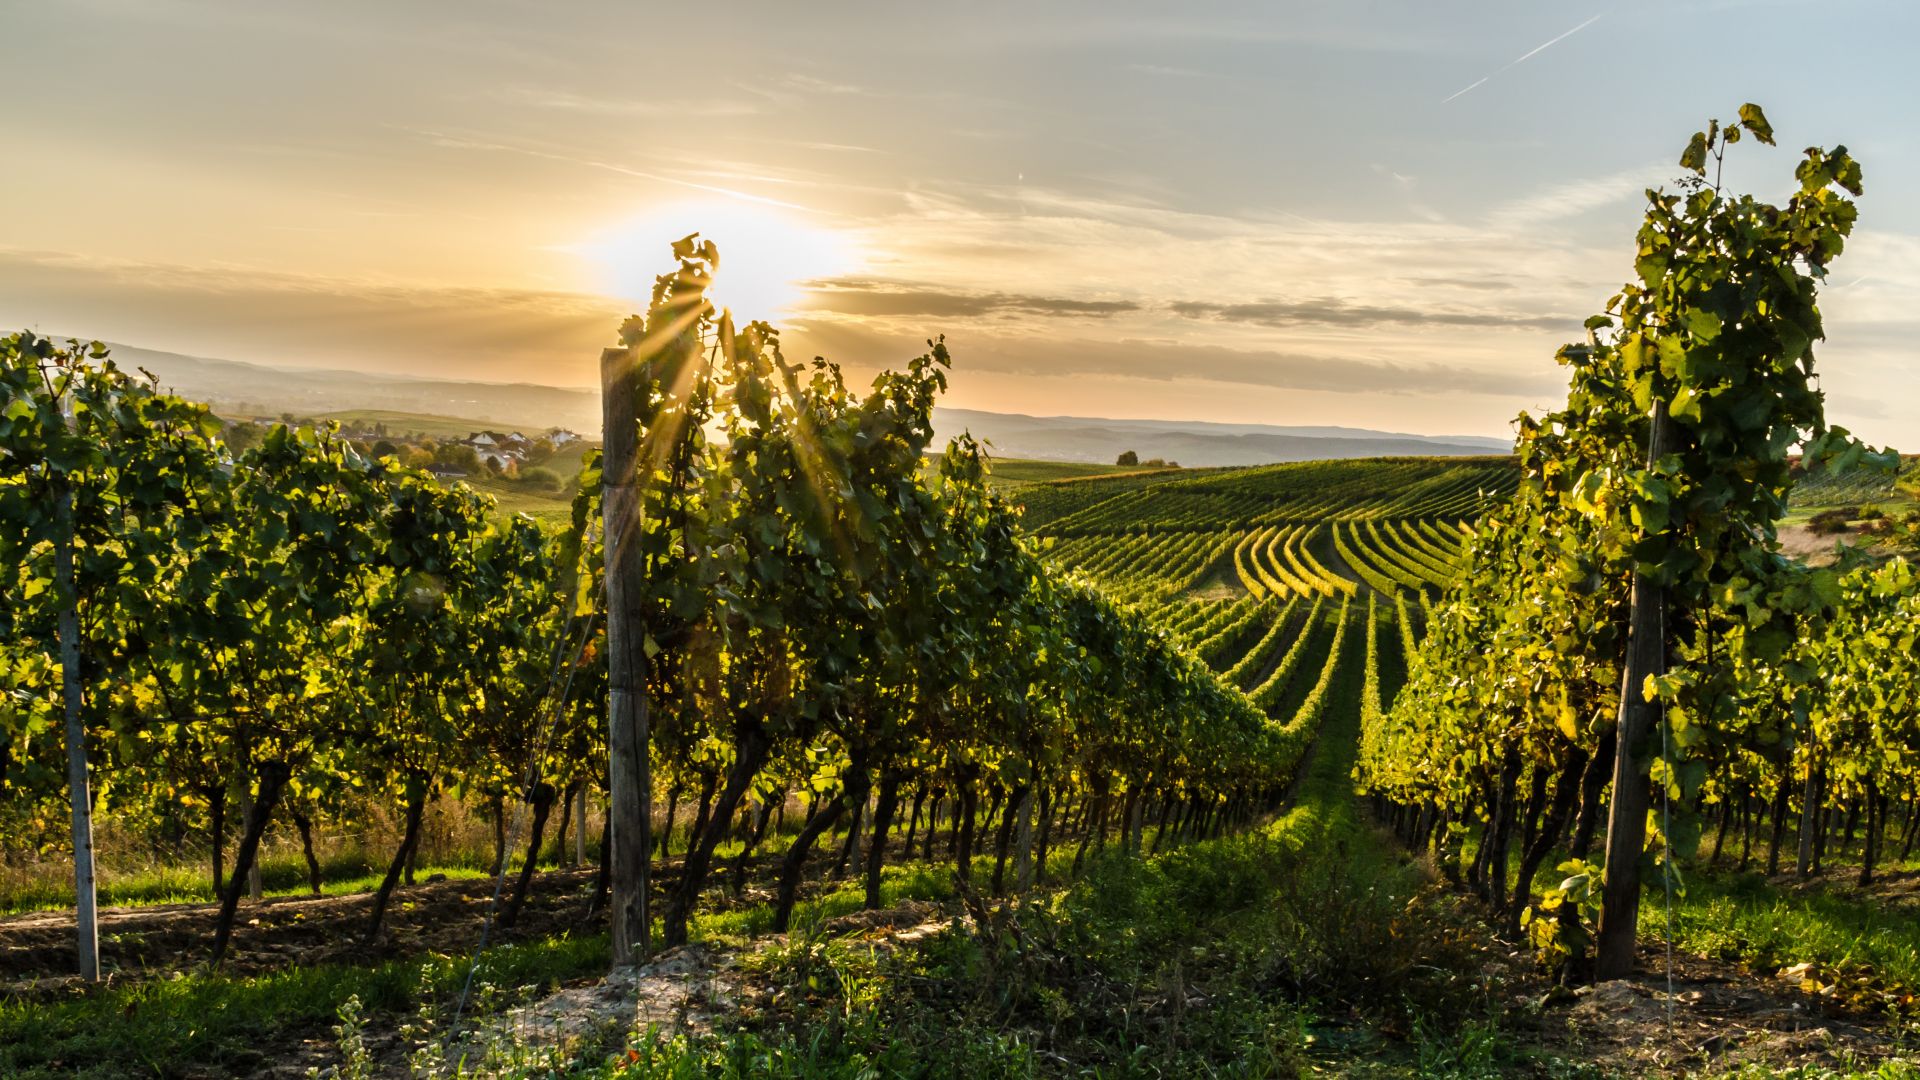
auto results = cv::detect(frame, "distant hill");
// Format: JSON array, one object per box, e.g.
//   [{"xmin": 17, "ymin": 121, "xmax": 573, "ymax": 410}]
[
  {"xmin": 78, "ymin": 340, "xmax": 1513, "ymax": 466},
  {"xmin": 94, "ymin": 342, "xmax": 600, "ymax": 431},
  {"xmin": 934, "ymin": 408, "xmax": 1512, "ymax": 467}
]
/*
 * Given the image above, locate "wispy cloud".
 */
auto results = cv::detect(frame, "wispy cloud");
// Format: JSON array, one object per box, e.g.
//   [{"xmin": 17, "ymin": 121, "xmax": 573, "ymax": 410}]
[
  {"xmin": 1442, "ymin": 12, "xmax": 1604, "ymax": 104},
  {"xmin": 412, "ymin": 129, "xmax": 822, "ymax": 212},
  {"xmin": 1487, "ymin": 164, "xmax": 1668, "ymax": 228},
  {"xmin": 789, "ymin": 318, "xmax": 1559, "ymax": 398},
  {"xmin": 1170, "ymin": 298, "xmax": 1571, "ymax": 332},
  {"xmin": 493, "ymin": 85, "xmax": 764, "ymax": 118},
  {"xmin": 804, "ymin": 278, "xmax": 1140, "ymax": 318},
  {"xmin": 0, "ymin": 247, "xmax": 621, "ymax": 385},
  {"xmin": 1128, "ymin": 63, "xmax": 1225, "ymax": 79}
]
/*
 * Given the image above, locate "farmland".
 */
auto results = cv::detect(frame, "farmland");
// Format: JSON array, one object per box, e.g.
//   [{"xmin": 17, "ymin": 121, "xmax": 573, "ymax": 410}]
[
  {"xmin": 8, "ymin": 417, "xmax": 1920, "ymax": 1076},
  {"xmin": 10, "ymin": 106, "xmax": 1920, "ymax": 1080}
]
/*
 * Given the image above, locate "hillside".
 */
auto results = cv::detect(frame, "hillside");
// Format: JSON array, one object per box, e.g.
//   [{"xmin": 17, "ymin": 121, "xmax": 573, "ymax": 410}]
[
  {"xmin": 91, "ymin": 342, "xmax": 602, "ymax": 431},
  {"xmin": 62, "ymin": 340, "xmax": 1519, "ymax": 469},
  {"xmin": 937, "ymin": 406, "xmax": 1512, "ymax": 466}
]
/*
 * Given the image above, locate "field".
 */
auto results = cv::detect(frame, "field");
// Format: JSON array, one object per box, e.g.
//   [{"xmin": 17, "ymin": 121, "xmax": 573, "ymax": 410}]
[
  {"xmin": 9, "ymin": 438, "xmax": 1920, "ymax": 1078},
  {"xmin": 7, "ymin": 134, "xmax": 1918, "ymax": 1078}
]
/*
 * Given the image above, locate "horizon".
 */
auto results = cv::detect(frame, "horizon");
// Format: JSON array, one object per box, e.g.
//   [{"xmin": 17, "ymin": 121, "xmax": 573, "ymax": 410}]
[
  {"xmin": 6, "ymin": 1, "xmax": 1919, "ymax": 446},
  {"xmin": 76, "ymin": 335, "xmax": 1514, "ymax": 445}
]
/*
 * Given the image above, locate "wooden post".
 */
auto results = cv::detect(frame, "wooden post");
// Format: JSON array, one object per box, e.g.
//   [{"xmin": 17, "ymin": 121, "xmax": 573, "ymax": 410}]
[
  {"xmin": 1594, "ymin": 399, "xmax": 1674, "ymax": 981},
  {"xmin": 56, "ymin": 476, "xmax": 99, "ymax": 983},
  {"xmin": 574, "ymin": 785, "xmax": 588, "ymax": 867},
  {"xmin": 239, "ymin": 784, "xmax": 263, "ymax": 901},
  {"xmin": 601, "ymin": 344, "xmax": 652, "ymax": 966}
]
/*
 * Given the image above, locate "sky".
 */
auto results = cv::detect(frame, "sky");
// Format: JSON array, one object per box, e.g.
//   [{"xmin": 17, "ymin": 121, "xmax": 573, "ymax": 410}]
[{"xmin": 4, "ymin": 0, "xmax": 1919, "ymax": 444}]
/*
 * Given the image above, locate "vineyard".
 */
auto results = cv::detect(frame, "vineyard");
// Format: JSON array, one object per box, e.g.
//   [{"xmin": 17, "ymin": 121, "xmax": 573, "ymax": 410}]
[{"xmin": 8, "ymin": 105, "xmax": 1920, "ymax": 1079}]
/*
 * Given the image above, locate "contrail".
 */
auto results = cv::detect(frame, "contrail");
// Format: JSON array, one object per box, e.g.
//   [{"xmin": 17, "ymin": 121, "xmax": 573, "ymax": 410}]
[{"xmin": 1442, "ymin": 12, "xmax": 1604, "ymax": 104}]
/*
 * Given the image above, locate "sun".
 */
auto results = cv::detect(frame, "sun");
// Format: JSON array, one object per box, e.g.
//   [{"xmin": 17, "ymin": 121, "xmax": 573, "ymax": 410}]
[{"xmin": 569, "ymin": 200, "xmax": 853, "ymax": 322}]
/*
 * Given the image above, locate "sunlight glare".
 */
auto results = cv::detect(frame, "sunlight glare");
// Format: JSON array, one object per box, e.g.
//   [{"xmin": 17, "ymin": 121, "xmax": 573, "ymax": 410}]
[{"xmin": 569, "ymin": 201, "xmax": 853, "ymax": 323}]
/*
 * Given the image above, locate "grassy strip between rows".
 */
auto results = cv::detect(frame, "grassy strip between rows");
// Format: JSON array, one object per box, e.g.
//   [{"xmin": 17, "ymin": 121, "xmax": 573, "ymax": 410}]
[
  {"xmin": 551, "ymin": 606, "xmax": 1539, "ymax": 1079},
  {"xmin": 1643, "ymin": 866, "xmax": 1920, "ymax": 1015},
  {"xmin": 0, "ymin": 929, "xmax": 608, "ymax": 1079},
  {"xmin": 0, "ymin": 858, "xmax": 978, "ymax": 1079}
]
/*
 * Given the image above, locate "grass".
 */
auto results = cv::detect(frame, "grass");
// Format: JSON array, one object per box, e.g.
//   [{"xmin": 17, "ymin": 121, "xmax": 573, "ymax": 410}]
[
  {"xmin": 0, "ymin": 843, "xmax": 503, "ymax": 916},
  {"xmin": 315, "ymin": 409, "xmax": 565, "ymax": 440},
  {"xmin": 1647, "ymin": 866, "xmax": 1920, "ymax": 1010},
  {"xmin": 556, "ymin": 606, "xmax": 1541, "ymax": 1079},
  {"xmin": 985, "ymin": 458, "xmax": 1166, "ymax": 486},
  {"xmin": 0, "ymin": 930, "xmax": 610, "ymax": 1078}
]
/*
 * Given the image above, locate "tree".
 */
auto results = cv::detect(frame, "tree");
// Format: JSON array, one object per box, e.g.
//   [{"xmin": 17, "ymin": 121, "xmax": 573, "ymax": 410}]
[{"xmin": 1116, "ymin": 450, "xmax": 1138, "ymax": 467}]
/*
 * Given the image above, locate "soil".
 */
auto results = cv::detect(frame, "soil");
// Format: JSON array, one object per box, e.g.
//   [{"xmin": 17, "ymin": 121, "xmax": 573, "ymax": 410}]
[
  {"xmin": 0, "ymin": 849, "xmax": 817, "ymax": 999},
  {"xmin": 0, "ymin": 868, "xmax": 607, "ymax": 998},
  {"xmin": 9, "ymin": 840, "xmax": 1915, "ymax": 1076},
  {"xmin": 1776, "ymin": 523, "xmax": 1874, "ymax": 566},
  {"xmin": 1514, "ymin": 942, "xmax": 1907, "ymax": 1076}
]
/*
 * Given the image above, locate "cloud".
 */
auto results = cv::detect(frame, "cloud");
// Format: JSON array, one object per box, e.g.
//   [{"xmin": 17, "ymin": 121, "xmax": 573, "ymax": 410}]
[
  {"xmin": 786, "ymin": 318, "xmax": 1563, "ymax": 399},
  {"xmin": 803, "ymin": 278, "xmax": 1140, "ymax": 319},
  {"xmin": 775, "ymin": 73, "xmax": 866, "ymax": 96},
  {"xmin": 493, "ymin": 85, "xmax": 763, "ymax": 118},
  {"xmin": 1127, "ymin": 63, "xmax": 1226, "ymax": 79},
  {"xmin": 1488, "ymin": 165, "xmax": 1670, "ymax": 229},
  {"xmin": 412, "ymin": 129, "xmax": 821, "ymax": 211},
  {"xmin": 0, "ymin": 247, "xmax": 622, "ymax": 385},
  {"xmin": 1169, "ymin": 297, "xmax": 1572, "ymax": 332}
]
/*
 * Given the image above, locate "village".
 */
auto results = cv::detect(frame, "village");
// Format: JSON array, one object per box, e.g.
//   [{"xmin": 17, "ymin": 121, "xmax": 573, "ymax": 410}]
[{"xmin": 218, "ymin": 413, "xmax": 587, "ymax": 487}]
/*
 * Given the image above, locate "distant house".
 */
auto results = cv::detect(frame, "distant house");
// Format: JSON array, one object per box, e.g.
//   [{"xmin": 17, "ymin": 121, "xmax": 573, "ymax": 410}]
[
  {"xmin": 548, "ymin": 429, "xmax": 582, "ymax": 446},
  {"xmin": 463, "ymin": 430, "xmax": 525, "ymax": 470},
  {"xmin": 426, "ymin": 464, "xmax": 468, "ymax": 479}
]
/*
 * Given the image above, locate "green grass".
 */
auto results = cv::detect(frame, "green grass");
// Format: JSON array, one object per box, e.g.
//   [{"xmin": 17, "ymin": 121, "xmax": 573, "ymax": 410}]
[
  {"xmin": 1647, "ymin": 866, "xmax": 1920, "ymax": 1009},
  {"xmin": 0, "ymin": 930, "xmax": 609, "ymax": 1078},
  {"xmin": 556, "ymin": 607, "xmax": 1542, "ymax": 1079},
  {"xmin": 316, "ymin": 409, "xmax": 557, "ymax": 440},
  {"xmin": 986, "ymin": 458, "xmax": 1166, "ymax": 485},
  {"xmin": 0, "ymin": 846, "xmax": 501, "ymax": 916}
]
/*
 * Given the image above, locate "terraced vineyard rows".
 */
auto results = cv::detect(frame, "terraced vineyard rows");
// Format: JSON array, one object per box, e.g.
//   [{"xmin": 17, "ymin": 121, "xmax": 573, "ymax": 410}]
[
  {"xmin": 1005, "ymin": 455, "xmax": 1509, "ymax": 797},
  {"xmin": 1022, "ymin": 456, "xmax": 1508, "ymax": 605}
]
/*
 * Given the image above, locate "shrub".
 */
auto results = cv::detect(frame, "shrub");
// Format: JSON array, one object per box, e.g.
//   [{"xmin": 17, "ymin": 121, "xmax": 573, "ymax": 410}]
[
  {"xmin": 519, "ymin": 466, "xmax": 564, "ymax": 492},
  {"xmin": 1808, "ymin": 508, "xmax": 1854, "ymax": 535}
]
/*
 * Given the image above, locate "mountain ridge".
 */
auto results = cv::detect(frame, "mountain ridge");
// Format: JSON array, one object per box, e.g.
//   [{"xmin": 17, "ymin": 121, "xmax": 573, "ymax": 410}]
[{"xmin": 81, "ymin": 339, "xmax": 1515, "ymax": 465}]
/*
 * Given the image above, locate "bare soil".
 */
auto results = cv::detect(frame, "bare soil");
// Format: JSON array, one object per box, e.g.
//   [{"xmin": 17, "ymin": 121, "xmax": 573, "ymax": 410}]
[
  {"xmin": 0, "ymin": 868, "xmax": 607, "ymax": 998},
  {"xmin": 1518, "ymin": 943, "xmax": 1907, "ymax": 1076},
  {"xmin": 1776, "ymin": 523, "xmax": 1874, "ymax": 566}
]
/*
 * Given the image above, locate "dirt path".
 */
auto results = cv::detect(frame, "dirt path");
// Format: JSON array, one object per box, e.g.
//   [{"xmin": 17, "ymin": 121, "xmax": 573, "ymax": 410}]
[
  {"xmin": 1534, "ymin": 945, "xmax": 1901, "ymax": 1076},
  {"xmin": 0, "ymin": 868, "xmax": 608, "ymax": 996}
]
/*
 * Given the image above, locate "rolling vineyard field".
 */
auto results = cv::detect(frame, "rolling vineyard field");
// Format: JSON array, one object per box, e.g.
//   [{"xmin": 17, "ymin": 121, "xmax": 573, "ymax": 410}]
[{"xmin": 11, "ymin": 106, "xmax": 1920, "ymax": 1080}]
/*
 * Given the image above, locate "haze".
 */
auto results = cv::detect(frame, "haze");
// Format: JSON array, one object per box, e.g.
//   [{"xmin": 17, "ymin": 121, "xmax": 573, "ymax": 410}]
[{"xmin": 5, "ymin": 0, "xmax": 1918, "ymax": 444}]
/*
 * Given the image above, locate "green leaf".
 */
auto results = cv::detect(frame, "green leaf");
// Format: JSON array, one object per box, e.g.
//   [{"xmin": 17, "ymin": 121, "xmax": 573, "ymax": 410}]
[
  {"xmin": 1737, "ymin": 103, "xmax": 1775, "ymax": 146},
  {"xmin": 1680, "ymin": 131, "xmax": 1709, "ymax": 174}
]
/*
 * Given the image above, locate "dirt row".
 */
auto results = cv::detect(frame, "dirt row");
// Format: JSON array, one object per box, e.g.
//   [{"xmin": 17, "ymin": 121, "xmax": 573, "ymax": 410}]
[{"xmin": 0, "ymin": 867, "xmax": 609, "ymax": 995}]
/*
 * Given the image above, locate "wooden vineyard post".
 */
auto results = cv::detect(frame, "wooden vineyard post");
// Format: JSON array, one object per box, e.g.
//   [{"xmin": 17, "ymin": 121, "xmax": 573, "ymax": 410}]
[
  {"xmin": 54, "ymin": 392, "xmax": 99, "ymax": 982},
  {"xmin": 574, "ymin": 785, "xmax": 588, "ymax": 866},
  {"xmin": 1594, "ymin": 398, "xmax": 1674, "ymax": 980},
  {"xmin": 600, "ymin": 343, "xmax": 653, "ymax": 966}
]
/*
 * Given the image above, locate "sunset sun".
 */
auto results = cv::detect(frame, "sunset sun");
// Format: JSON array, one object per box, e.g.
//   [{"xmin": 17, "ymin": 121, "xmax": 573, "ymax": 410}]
[{"xmin": 569, "ymin": 200, "xmax": 854, "ymax": 322}]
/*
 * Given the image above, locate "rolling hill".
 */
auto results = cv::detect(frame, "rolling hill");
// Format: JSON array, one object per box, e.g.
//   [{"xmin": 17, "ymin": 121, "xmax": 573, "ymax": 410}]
[{"xmin": 74, "ymin": 339, "xmax": 1514, "ymax": 467}]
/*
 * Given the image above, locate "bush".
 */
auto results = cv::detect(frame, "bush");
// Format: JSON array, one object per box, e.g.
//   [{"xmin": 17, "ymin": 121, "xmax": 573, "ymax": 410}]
[
  {"xmin": 1807, "ymin": 508, "xmax": 1854, "ymax": 535},
  {"xmin": 519, "ymin": 466, "xmax": 564, "ymax": 492},
  {"xmin": 1116, "ymin": 450, "xmax": 1139, "ymax": 467}
]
